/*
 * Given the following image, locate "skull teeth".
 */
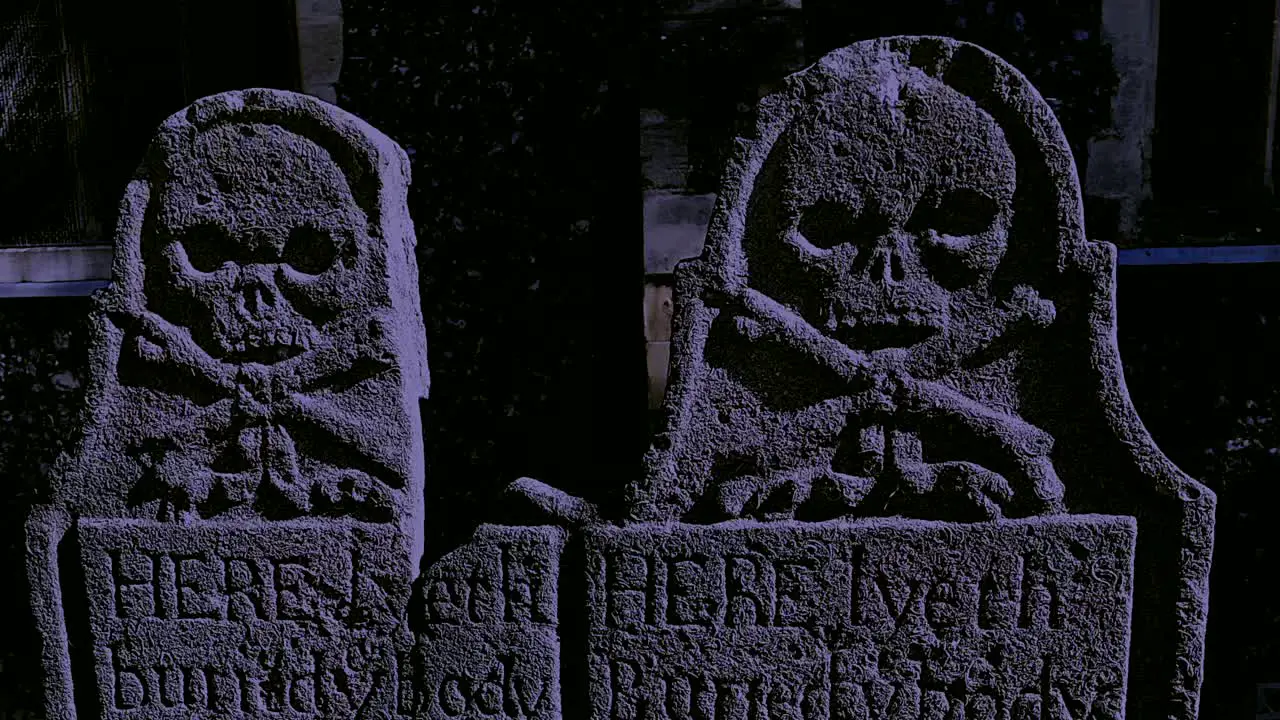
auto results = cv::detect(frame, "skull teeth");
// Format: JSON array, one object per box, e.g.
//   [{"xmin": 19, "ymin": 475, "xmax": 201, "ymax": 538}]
[{"xmin": 230, "ymin": 327, "xmax": 313, "ymax": 356}]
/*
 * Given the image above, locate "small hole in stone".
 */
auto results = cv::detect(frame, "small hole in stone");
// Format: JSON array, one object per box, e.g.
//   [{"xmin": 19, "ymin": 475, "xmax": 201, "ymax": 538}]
[
  {"xmin": 1068, "ymin": 541, "xmax": 1089, "ymax": 562},
  {"xmin": 239, "ymin": 125, "xmax": 257, "ymax": 137},
  {"xmin": 196, "ymin": 193, "xmax": 213, "ymax": 206},
  {"xmin": 212, "ymin": 173, "xmax": 233, "ymax": 193},
  {"xmin": 718, "ymin": 410, "xmax": 732, "ymax": 424}
]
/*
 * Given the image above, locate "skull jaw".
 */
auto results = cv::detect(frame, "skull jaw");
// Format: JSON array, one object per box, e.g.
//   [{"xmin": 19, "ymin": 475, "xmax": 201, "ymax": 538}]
[
  {"xmin": 828, "ymin": 314, "xmax": 943, "ymax": 352},
  {"xmin": 212, "ymin": 320, "xmax": 317, "ymax": 365},
  {"xmin": 817, "ymin": 297, "xmax": 949, "ymax": 352},
  {"xmin": 225, "ymin": 343, "xmax": 304, "ymax": 365}
]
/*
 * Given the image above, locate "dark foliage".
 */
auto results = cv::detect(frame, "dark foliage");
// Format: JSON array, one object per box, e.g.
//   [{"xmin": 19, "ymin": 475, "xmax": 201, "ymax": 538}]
[
  {"xmin": 1118, "ymin": 263, "xmax": 1280, "ymax": 719},
  {"xmin": 337, "ymin": 0, "xmax": 632, "ymax": 554},
  {"xmin": 0, "ymin": 299, "xmax": 89, "ymax": 716}
]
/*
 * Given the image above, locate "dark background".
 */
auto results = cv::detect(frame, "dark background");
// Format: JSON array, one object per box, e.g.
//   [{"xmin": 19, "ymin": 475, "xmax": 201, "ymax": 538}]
[{"xmin": 1, "ymin": 1, "xmax": 1278, "ymax": 718}]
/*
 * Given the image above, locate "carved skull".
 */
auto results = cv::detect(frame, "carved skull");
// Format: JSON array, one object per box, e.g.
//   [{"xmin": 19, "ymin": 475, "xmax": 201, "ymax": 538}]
[
  {"xmin": 744, "ymin": 66, "xmax": 1017, "ymax": 376},
  {"xmin": 146, "ymin": 123, "xmax": 379, "ymax": 364}
]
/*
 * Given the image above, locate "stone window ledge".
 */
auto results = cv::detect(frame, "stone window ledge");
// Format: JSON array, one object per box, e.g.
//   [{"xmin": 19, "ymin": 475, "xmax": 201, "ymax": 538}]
[{"xmin": 0, "ymin": 245, "xmax": 111, "ymax": 297}]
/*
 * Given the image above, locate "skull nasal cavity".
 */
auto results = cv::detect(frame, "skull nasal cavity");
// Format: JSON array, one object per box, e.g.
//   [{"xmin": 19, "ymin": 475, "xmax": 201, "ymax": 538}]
[
  {"xmin": 871, "ymin": 247, "xmax": 908, "ymax": 283},
  {"xmin": 242, "ymin": 285, "xmax": 274, "ymax": 315},
  {"xmin": 796, "ymin": 199, "xmax": 885, "ymax": 250}
]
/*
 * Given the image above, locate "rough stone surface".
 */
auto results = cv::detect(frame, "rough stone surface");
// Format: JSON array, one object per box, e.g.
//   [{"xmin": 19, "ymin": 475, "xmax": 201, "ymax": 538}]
[
  {"xmin": 626, "ymin": 36, "xmax": 1216, "ymax": 719},
  {"xmin": 26, "ymin": 88, "xmax": 428, "ymax": 719},
  {"xmin": 337, "ymin": 0, "xmax": 615, "ymax": 564},
  {"xmin": 410, "ymin": 524, "xmax": 565, "ymax": 719},
  {"xmin": 587, "ymin": 516, "xmax": 1135, "ymax": 719},
  {"xmin": 78, "ymin": 519, "xmax": 411, "ymax": 717}
]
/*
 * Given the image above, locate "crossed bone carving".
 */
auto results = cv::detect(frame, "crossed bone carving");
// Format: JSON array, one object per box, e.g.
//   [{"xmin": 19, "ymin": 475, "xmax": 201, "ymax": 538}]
[
  {"xmin": 505, "ymin": 284, "xmax": 1066, "ymax": 528},
  {"xmin": 703, "ymin": 285, "xmax": 1065, "ymax": 522},
  {"xmin": 114, "ymin": 308, "xmax": 403, "ymax": 522}
]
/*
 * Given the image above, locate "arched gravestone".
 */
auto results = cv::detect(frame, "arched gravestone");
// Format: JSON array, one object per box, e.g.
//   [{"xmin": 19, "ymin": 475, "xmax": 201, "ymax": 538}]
[
  {"xmin": 26, "ymin": 89, "xmax": 429, "ymax": 718},
  {"xmin": 593, "ymin": 36, "xmax": 1216, "ymax": 719}
]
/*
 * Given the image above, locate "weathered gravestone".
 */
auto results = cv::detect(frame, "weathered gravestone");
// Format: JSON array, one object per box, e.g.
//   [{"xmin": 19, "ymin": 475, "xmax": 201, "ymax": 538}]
[
  {"xmin": 26, "ymin": 88, "xmax": 429, "ymax": 719},
  {"xmin": 598, "ymin": 36, "xmax": 1216, "ymax": 719}
]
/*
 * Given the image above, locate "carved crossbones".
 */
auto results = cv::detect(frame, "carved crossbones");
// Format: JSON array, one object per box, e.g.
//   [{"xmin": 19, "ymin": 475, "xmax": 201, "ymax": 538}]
[
  {"xmin": 705, "ymin": 286, "xmax": 1064, "ymax": 522},
  {"xmin": 117, "ymin": 308, "xmax": 403, "ymax": 522}
]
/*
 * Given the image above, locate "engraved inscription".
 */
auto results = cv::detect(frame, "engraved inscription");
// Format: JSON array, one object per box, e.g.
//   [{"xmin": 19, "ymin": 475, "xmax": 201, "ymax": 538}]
[
  {"xmin": 104, "ymin": 634, "xmax": 404, "ymax": 715},
  {"xmin": 79, "ymin": 519, "xmax": 410, "ymax": 718},
  {"xmin": 412, "ymin": 525, "xmax": 565, "ymax": 720},
  {"xmin": 586, "ymin": 516, "xmax": 1135, "ymax": 720},
  {"xmin": 108, "ymin": 550, "xmax": 341, "ymax": 623},
  {"xmin": 434, "ymin": 653, "xmax": 551, "ymax": 718},
  {"xmin": 422, "ymin": 538, "xmax": 557, "ymax": 627}
]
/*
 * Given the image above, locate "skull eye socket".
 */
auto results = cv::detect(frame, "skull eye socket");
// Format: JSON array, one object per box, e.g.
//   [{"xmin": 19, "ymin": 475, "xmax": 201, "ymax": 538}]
[
  {"xmin": 907, "ymin": 188, "xmax": 999, "ymax": 237},
  {"xmin": 795, "ymin": 199, "xmax": 867, "ymax": 250},
  {"xmin": 283, "ymin": 225, "xmax": 338, "ymax": 275},
  {"xmin": 178, "ymin": 223, "xmax": 235, "ymax": 273}
]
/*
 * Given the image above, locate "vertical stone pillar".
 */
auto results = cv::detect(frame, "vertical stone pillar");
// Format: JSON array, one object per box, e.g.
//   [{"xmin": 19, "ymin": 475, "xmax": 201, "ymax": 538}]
[
  {"xmin": 1085, "ymin": 0, "xmax": 1161, "ymax": 243},
  {"xmin": 295, "ymin": 0, "xmax": 344, "ymax": 104}
]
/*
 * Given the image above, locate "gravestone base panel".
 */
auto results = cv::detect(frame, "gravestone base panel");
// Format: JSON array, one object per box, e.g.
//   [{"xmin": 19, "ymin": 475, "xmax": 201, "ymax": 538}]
[
  {"xmin": 585, "ymin": 515, "xmax": 1136, "ymax": 720},
  {"xmin": 76, "ymin": 518, "xmax": 412, "ymax": 719}
]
